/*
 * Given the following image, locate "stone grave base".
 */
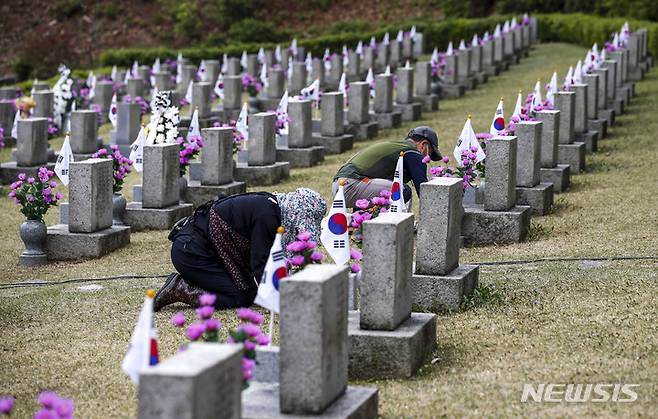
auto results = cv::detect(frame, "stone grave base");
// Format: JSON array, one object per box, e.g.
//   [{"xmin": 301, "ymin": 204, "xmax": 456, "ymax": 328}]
[
  {"xmin": 123, "ymin": 202, "xmax": 194, "ymax": 231},
  {"xmin": 499, "ymin": 60, "xmax": 511, "ymax": 71},
  {"xmin": 234, "ymin": 161, "xmax": 290, "ymax": 186},
  {"xmin": 516, "ymin": 182, "xmax": 554, "ymax": 216},
  {"xmin": 484, "ymin": 65, "xmax": 501, "ymax": 77},
  {"xmin": 393, "ymin": 103, "xmax": 422, "ymax": 122},
  {"xmin": 600, "ymin": 107, "xmax": 616, "ymax": 126},
  {"xmin": 347, "ymin": 311, "xmax": 437, "ymax": 379},
  {"xmin": 253, "ymin": 346, "xmax": 279, "ymax": 384},
  {"xmin": 576, "ymin": 131, "xmax": 599, "ymax": 154},
  {"xmin": 620, "ymin": 84, "xmax": 633, "ymax": 103},
  {"xmin": 457, "ymin": 77, "xmax": 477, "ymax": 90},
  {"xmin": 242, "ymin": 383, "xmax": 378, "ymax": 419},
  {"xmin": 11, "ymin": 148, "xmax": 56, "ymax": 163},
  {"xmin": 310, "ymin": 133, "xmax": 354, "ymax": 155},
  {"xmin": 46, "ymin": 224, "xmax": 130, "ymax": 260},
  {"xmin": 371, "ymin": 111, "xmax": 402, "ymax": 129},
  {"xmin": 462, "ymin": 205, "xmax": 532, "ymax": 246},
  {"xmin": 473, "ymin": 71, "xmax": 489, "ymax": 85},
  {"xmin": 183, "ymin": 180, "xmax": 247, "ymax": 207},
  {"xmin": 540, "ymin": 164, "xmax": 570, "ymax": 193},
  {"xmin": 613, "ymin": 96, "xmax": 625, "ymax": 115},
  {"xmin": 413, "ymin": 94, "xmax": 439, "ymax": 112},
  {"xmin": 276, "ymin": 146, "xmax": 325, "ymax": 168},
  {"xmin": 411, "ymin": 264, "xmax": 479, "ymax": 311},
  {"xmin": 0, "ymin": 162, "xmax": 55, "ymax": 185},
  {"xmin": 558, "ymin": 142, "xmax": 586, "ymax": 173},
  {"xmin": 628, "ymin": 67, "xmax": 644, "ymax": 82},
  {"xmin": 346, "ymin": 121, "xmax": 378, "ymax": 141},
  {"xmin": 438, "ymin": 82, "xmax": 465, "ymax": 99},
  {"xmin": 588, "ymin": 118, "xmax": 607, "ymax": 140}
]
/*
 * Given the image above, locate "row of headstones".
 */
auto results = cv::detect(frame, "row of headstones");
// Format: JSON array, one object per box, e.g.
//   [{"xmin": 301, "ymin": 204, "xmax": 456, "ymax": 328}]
[
  {"xmin": 138, "ymin": 174, "xmax": 478, "ymax": 418},
  {"xmin": 461, "ymin": 31, "xmax": 652, "ymax": 247}
]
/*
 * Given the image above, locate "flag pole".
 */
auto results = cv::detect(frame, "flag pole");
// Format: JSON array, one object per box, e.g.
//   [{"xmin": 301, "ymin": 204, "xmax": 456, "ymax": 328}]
[{"xmin": 268, "ymin": 310, "xmax": 275, "ymax": 347}]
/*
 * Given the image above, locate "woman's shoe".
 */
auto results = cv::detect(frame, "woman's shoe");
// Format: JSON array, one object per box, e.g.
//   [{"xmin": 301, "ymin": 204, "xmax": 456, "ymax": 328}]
[{"xmin": 153, "ymin": 273, "xmax": 203, "ymax": 312}]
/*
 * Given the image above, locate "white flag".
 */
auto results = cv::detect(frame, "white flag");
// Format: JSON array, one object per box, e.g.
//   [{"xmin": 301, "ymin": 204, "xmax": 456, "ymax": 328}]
[
  {"xmin": 563, "ymin": 66, "xmax": 573, "ymax": 90},
  {"xmin": 87, "ymin": 72, "xmax": 96, "ymax": 100},
  {"xmin": 254, "ymin": 228, "xmax": 287, "ymax": 314},
  {"xmin": 511, "ymin": 17, "xmax": 517, "ymax": 28},
  {"xmin": 111, "ymin": 65, "xmax": 118, "ymax": 81},
  {"xmin": 290, "ymin": 38, "xmax": 298, "ymax": 56},
  {"xmin": 11, "ymin": 109, "xmax": 19, "ymax": 138},
  {"xmin": 383, "ymin": 32, "xmax": 390, "ymax": 45},
  {"xmin": 300, "ymin": 79, "xmax": 320, "ymax": 102},
  {"xmin": 531, "ymin": 80, "xmax": 542, "ymax": 112},
  {"xmin": 176, "ymin": 53, "xmax": 183, "ymax": 85},
  {"xmin": 356, "ymin": 40, "xmax": 364, "ymax": 57},
  {"xmin": 109, "ymin": 94, "xmax": 118, "ymax": 128},
  {"xmin": 503, "ymin": 21, "xmax": 510, "ymax": 33},
  {"xmin": 455, "ymin": 117, "xmax": 486, "ymax": 163},
  {"xmin": 129, "ymin": 126, "xmax": 147, "ymax": 172},
  {"xmin": 410, "ymin": 26, "xmax": 417, "ymax": 38},
  {"xmin": 323, "ymin": 49, "xmax": 331, "ymax": 71},
  {"xmin": 384, "ymin": 65, "xmax": 391, "ymax": 75},
  {"xmin": 54, "ymin": 134, "xmax": 74, "ymax": 186},
  {"xmin": 121, "ymin": 291, "xmax": 159, "ymax": 385},
  {"xmin": 458, "ymin": 39, "xmax": 467, "ymax": 50},
  {"xmin": 197, "ymin": 60, "xmax": 208, "ymax": 82},
  {"xmin": 287, "ymin": 57, "xmax": 293, "ymax": 82},
  {"xmin": 276, "ymin": 91, "xmax": 289, "ymax": 135},
  {"xmin": 546, "ymin": 71, "xmax": 558, "ymax": 107},
  {"xmin": 214, "ymin": 73, "xmax": 224, "ymax": 99},
  {"xmin": 390, "ymin": 152, "xmax": 405, "ymax": 213},
  {"xmin": 446, "ymin": 41, "xmax": 454, "ymax": 56},
  {"xmin": 320, "ymin": 184, "xmax": 350, "ymax": 265},
  {"xmin": 275, "ymin": 45, "xmax": 282, "ymax": 63},
  {"xmin": 152, "ymin": 57, "xmax": 161, "ymax": 73},
  {"xmin": 258, "ymin": 47, "xmax": 266, "ymax": 65},
  {"xmin": 494, "ymin": 24, "xmax": 501, "ymax": 38},
  {"xmin": 132, "ymin": 61, "xmax": 139, "ymax": 78},
  {"xmin": 490, "ymin": 99, "xmax": 505, "ymax": 135},
  {"xmin": 512, "ymin": 91, "xmax": 523, "ymax": 119},
  {"xmin": 365, "ymin": 68, "xmax": 375, "ymax": 98},
  {"xmin": 338, "ymin": 73, "xmax": 347, "ymax": 97},
  {"xmin": 370, "ymin": 36, "xmax": 376, "ymax": 48},
  {"xmin": 187, "ymin": 108, "xmax": 200, "ymax": 141},
  {"xmin": 184, "ymin": 81, "xmax": 193, "ymax": 104},
  {"xmin": 260, "ymin": 63, "xmax": 269, "ymax": 89},
  {"xmin": 236, "ymin": 103, "xmax": 249, "ymax": 142},
  {"xmin": 612, "ymin": 33, "xmax": 620, "ymax": 48},
  {"xmin": 404, "ymin": 60, "xmax": 411, "ymax": 69},
  {"xmin": 342, "ymin": 45, "xmax": 349, "ymax": 67},
  {"xmin": 431, "ymin": 48, "xmax": 439, "ymax": 65},
  {"xmin": 240, "ymin": 51, "xmax": 248, "ymax": 69},
  {"xmin": 472, "ymin": 33, "xmax": 479, "ymax": 47},
  {"xmin": 305, "ymin": 52, "xmax": 313, "ymax": 73},
  {"xmin": 221, "ymin": 53, "xmax": 228, "ymax": 74},
  {"xmin": 573, "ymin": 60, "xmax": 582, "ymax": 84},
  {"xmin": 123, "ymin": 69, "xmax": 130, "ymax": 85},
  {"xmin": 396, "ymin": 30, "xmax": 404, "ymax": 43}
]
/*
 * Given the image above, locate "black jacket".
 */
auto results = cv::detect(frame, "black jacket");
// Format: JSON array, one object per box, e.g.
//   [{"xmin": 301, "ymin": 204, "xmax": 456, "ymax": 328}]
[{"xmin": 176, "ymin": 192, "xmax": 281, "ymax": 283}]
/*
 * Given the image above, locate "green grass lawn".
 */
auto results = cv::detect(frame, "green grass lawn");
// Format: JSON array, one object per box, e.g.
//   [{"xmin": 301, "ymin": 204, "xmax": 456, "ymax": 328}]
[{"xmin": 0, "ymin": 43, "xmax": 657, "ymax": 417}]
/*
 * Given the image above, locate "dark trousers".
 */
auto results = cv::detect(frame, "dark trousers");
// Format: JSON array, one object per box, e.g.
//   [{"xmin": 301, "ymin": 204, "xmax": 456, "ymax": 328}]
[{"xmin": 171, "ymin": 236, "xmax": 257, "ymax": 309}]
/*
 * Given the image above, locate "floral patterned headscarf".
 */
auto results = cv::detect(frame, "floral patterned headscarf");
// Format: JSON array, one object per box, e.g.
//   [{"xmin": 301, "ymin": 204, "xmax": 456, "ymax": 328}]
[{"xmin": 275, "ymin": 188, "xmax": 326, "ymax": 252}]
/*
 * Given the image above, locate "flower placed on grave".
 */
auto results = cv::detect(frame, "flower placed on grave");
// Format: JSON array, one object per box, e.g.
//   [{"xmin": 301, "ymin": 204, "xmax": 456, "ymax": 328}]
[
  {"xmin": 123, "ymin": 94, "xmax": 151, "ymax": 116},
  {"xmin": 8, "ymin": 168, "xmax": 61, "ymax": 222},
  {"xmin": 149, "ymin": 91, "xmax": 180, "ymax": 144},
  {"xmin": 0, "ymin": 396, "xmax": 13, "ymax": 415},
  {"xmin": 0, "ymin": 127, "xmax": 4, "ymax": 148},
  {"xmin": 241, "ymin": 73, "xmax": 263, "ymax": 97},
  {"xmin": 14, "ymin": 96, "xmax": 35, "ymax": 117},
  {"xmin": 91, "ymin": 145, "xmax": 133, "ymax": 193},
  {"xmin": 171, "ymin": 311, "xmax": 186, "ymax": 327},
  {"xmin": 349, "ymin": 189, "xmax": 391, "ymax": 250},
  {"xmin": 36, "ymin": 390, "xmax": 75, "ymax": 419},
  {"xmin": 429, "ymin": 148, "xmax": 485, "ymax": 190},
  {"xmin": 285, "ymin": 230, "xmax": 324, "ymax": 273},
  {"xmin": 176, "ymin": 135, "xmax": 204, "ymax": 176}
]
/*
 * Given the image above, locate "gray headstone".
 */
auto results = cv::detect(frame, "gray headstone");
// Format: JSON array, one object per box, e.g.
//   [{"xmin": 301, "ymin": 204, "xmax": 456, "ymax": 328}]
[
  {"xmin": 138, "ymin": 66, "xmax": 151, "ymax": 86},
  {"xmin": 93, "ymin": 81, "xmax": 114, "ymax": 120},
  {"xmin": 592, "ymin": 68, "xmax": 609, "ymax": 110},
  {"xmin": 264, "ymin": 51, "xmax": 275, "ymax": 69},
  {"xmin": 290, "ymin": 63, "xmax": 307, "ymax": 96},
  {"xmin": 296, "ymin": 47, "xmax": 306, "ymax": 62},
  {"xmin": 376, "ymin": 43, "xmax": 390, "ymax": 72},
  {"xmin": 413, "ymin": 33, "xmax": 424, "ymax": 55},
  {"xmin": 396, "ymin": 67, "xmax": 413, "ymax": 104},
  {"xmin": 154, "ymin": 72, "xmax": 172, "ymax": 91},
  {"xmin": 601, "ymin": 60, "xmax": 618, "ymax": 100},
  {"xmin": 402, "ymin": 36, "xmax": 414, "ymax": 60},
  {"xmin": 374, "ymin": 74, "xmax": 393, "ymax": 113},
  {"xmin": 484, "ymin": 136, "xmax": 517, "ymax": 211},
  {"xmin": 444, "ymin": 54, "xmax": 458, "ymax": 84},
  {"xmin": 513, "ymin": 27, "xmax": 523, "ymax": 52},
  {"xmin": 69, "ymin": 158, "xmax": 113, "ymax": 233},
  {"xmin": 515, "ymin": 121, "xmax": 541, "ymax": 187},
  {"xmin": 321, "ymin": 92, "xmax": 344, "ymax": 136},
  {"xmin": 311, "ymin": 59, "xmax": 325, "ymax": 89},
  {"xmin": 223, "ymin": 76, "xmax": 242, "ymax": 110},
  {"xmin": 535, "ymin": 110, "xmax": 559, "ymax": 168},
  {"xmin": 503, "ymin": 32, "xmax": 514, "ymax": 57},
  {"xmin": 288, "ymin": 99, "xmax": 312, "ymax": 148},
  {"xmin": 470, "ymin": 44, "xmax": 483, "ymax": 74},
  {"xmin": 205, "ymin": 60, "xmax": 220, "ymax": 85},
  {"xmin": 457, "ymin": 49, "xmax": 471, "ymax": 80},
  {"xmin": 522, "ymin": 25, "xmax": 531, "ymax": 49},
  {"xmin": 0, "ymin": 102, "xmax": 15, "ymax": 138},
  {"xmin": 415, "ymin": 177, "xmax": 462, "ymax": 276},
  {"xmin": 247, "ymin": 54, "xmax": 259, "ymax": 77},
  {"xmin": 280, "ymin": 49, "xmax": 290, "ymax": 72},
  {"xmin": 493, "ymin": 37, "xmax": 504, "ymax": 63},
  {"xmin": 126, "ymin": 78, "xmax": 145, "ymax": 99},
  {"xmin": 280, "ymin": 264, "xmax": 349, "ymax": 414},
  {"xmin": 361, "ymin": 212, "xmax": 414, "ymax": 331},
  {"xmin": 179, "ymin": 65, "xmax": 197, "ymax": 93},
  {"xmin": 143, "ymin": 143, "xmax": 180, "ymax": 208},
  {"xmin": 415, "ymin": 61, "xmax": 432, "ymax": 96},
  {"xmin": 390, "ymin": 41, "xmax": 402, "ymax": 67},
  {"xmin": 555, "ymin": 92, "xmax": 575, "ymax": 144},
  {"xmin": 248, "ymin": 112, "xmax": 276, "ymax": 166},
  {"xmin": 582, "ymin": 74, "xmax": 599, "ymax": 120},
  {"xmin": 608, "ymin": 51, "xmax": 626, "ymax": 84},
  {"xmin": 201, "ymin": 127, "xmax": 234, "ymax": 186},
  {"xmin": 16, "ymin": 118, "xmax": 48, "ymax": 166},
  {"xmin": 267, "ymin": 69, "xmax": 284, "ymax": 99},
  {"xmin": 138, "ymin": 343, "xmax": 243, "ymax": 419},
  {"xmin": 329, "ymin": 55, "xmax": 343, "ymax": 87},
  {"xmin": 70, "ymin": 110, "xmax": 99, "ymax": 154},
  {"xmin": 363, "ymin": 47, "xmax": 375, "ymax": 71},
  {"xmin": 32, "ymin": 82, "xmax": 51, "ymax": 92},
  {"xmin": 33, "ymin": 91, "xmax": 54, "ymax": 119},
  {"xmin": 227, "ymin": 58, "xmax": 241, "ymax": 76},
  {"xmin": 192, "ymin": 82, "xmax": 212, "ymax": 118},
  {"xmin": 347, "ymin": 82, "xmax": 369, "ymax": 124},
  {"xmin": 115, "ymin": 103, "xmax": 141, "ymax": 145},
  {"xmin": 571, "ymin": 84, "xmax": 588, "ymax": 134},
  {"xmin": 482, "ymin": 40, "xmax": 494, "ymax": 67},
  {"xmin": 347, "ymin": 51, "xmax": 361, "ymax": 79},
  {"xmin": 0, "ymin": 87, "xmax": 17, "ymax": 100}
]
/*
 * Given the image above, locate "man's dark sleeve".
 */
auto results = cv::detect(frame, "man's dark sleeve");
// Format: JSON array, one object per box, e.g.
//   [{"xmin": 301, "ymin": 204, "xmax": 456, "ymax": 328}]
[
  {"xmin": 404, "ymin": 151, "xmax": 429, "ymax": 196},
  {"xmin": 250, "ymin": 204, "xmax": 281, "ymax": 283}
]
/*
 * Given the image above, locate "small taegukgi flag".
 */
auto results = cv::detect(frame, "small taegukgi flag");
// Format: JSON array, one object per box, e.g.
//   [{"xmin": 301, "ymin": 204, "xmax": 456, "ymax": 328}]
[
  {"xmin": 109, "ymin": 94, "xmax": 118, "ymax": 128},
  {"xmin": 197, "ymin": 59, "xmax": 208, "ymax": 82},
  {"xmin": 446, "ymin": 41, "xmax": 454, "ymax": 56},
  {"xmin": 240, "ymin": 50, "xmax": 248, "ymax": 70},
  {"xmin": 214, "ymin": 73, "xmax": 224, "ymax": 100},
  {"xmin": 342, "ymin": 45, "xmax": 349, "ymax": 67},
  {"xmin": 221, "ymin": 53, "xmax": 228, "ymax": 74},
  {"xmin": 530, "ymin": 80, "xmax": 543, "ymax": 113},
  {"xmin": 176, "ymin": 53, "xmax": 183, "ymax": 85},
  {"xmin": 254, "ymin": 227, "xmax": 288, "ymax": 314},
  {"xmin": 290, "ymin": 38, "xmax": 298, "ymax": 56},
  {"xmin": 390, "ymin": 152, "xmax": 405, "ymax": 213},
  {"xmin": 356, "ymin": 40, "xmax": 364, "ymax": 58},
  {"xmin": 323, "ymin": 48, "xmax": 331, "ymax": 71},
  {"xmin": 187, "ymin": 108, "xmax": 201, "ymax": 141},
  {"xmin": 184, "ymin": 80, "xmax": 193, "ymax": 104},
  {"xmin": 299, "ymin": 79, "xmax": 320, "ymax": 103},
  {"xmin": 320, "ymin": 180, "xmax": 351, "ymax": 266},
  {"xmin": 257, "ymin": 47, "xmax": 266, "ymax": 65},
  {"xmin": 260, "ymin": 62, "xmax": 269, "ymax": 89},
  {"xmin": 493, "ymin": 24, "xmax": 501, "ymax": 38},
  {"xmin": 455, "ymin": 115, "xmax": 486, "ymax": 163},
  {"xmin": 546, "ymin": 71, "xmax": 558, "ymax": 107},
  {"xmin": 572, "ymin": 60, "xmax": 583, "ymax": 84},
  {"xmin": 87, "ymin": 71, "xmax": 96, "ymax": 100},
  {"xmin": 396, "ymin": 30, "xmax": 404, "ymax": 43},
  {"xmin": 121, "ymin": 289, "xmax": 159, "ymax": 385},
  {"xmin": 129, "ymin": 125, "xmax": 146, "ymax": 173},
  {"xmin": 305, "ymin": 52, "xmax": 313, "ymax": 73},
  {"xmin": 472, "ymin": 33, "xmax": 479, "ymax": 47},
  {"xmin": 276, "ymin": 91, "xmax": 289, "ymax": 135},
  {"xmin": 563, "ymin": 66, "xmax": 573, "ymax": 91},
  {"xmin": 54, "ymin": 133, "xmax": 74, "ymax": 186},
  {"xmin": 383, "ymin": 32, "xmax": 390, "ymax": 45},
  {"xmin": 365, "ymin": 68, "xmax": 375, "ymax": 98},
  {"xmin": 511, "ymin": 90, "xmax": 523, "ymax": 120},
  {"xmin": 275, "ymin": 45, "xmax": 282, "ymax": 63},
  {"xmin": 131, "ymin": 60, "xmax": 139, "ymax": 78},
  {"xmin": 11, "ymin": 108, "xmax": 20, "ymax": 138},
  {"xmin": 431, "ymin": 48, "xmax": 439, "ymax": 66},
  {"xmin": 458, "ymin": 39, "xmax": 467, "ymax": 50},
  {"xmin": 236, "ymin": 102, "xmax": 249, "ymax": 142},
  {"xmin": 490, "ymin": 98, "xmax": 506, "ymax": 135},
  {"xmin": 111, "ymin": 65, "xmax": 118, "ymax": 81},
  {"xmin": 338, "ymin": 72, "xmax": 347, "ymax": 106}
]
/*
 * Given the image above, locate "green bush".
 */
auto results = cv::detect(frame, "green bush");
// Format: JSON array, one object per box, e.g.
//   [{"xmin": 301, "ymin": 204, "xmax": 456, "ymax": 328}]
[
  {"xmin": 228, "ymin": 18, "xmax": 288, "ymax": 44},
  {"xmin": 495, "ymin": 0, "xmax": 658, "ymax": 21},
  {"xmin": 54, "ymin": 0, "xmax": 83, "ymax": 19},
  {"xmin": 94, "ymin": 3, "xmax": 120, "ymax": 19}
]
